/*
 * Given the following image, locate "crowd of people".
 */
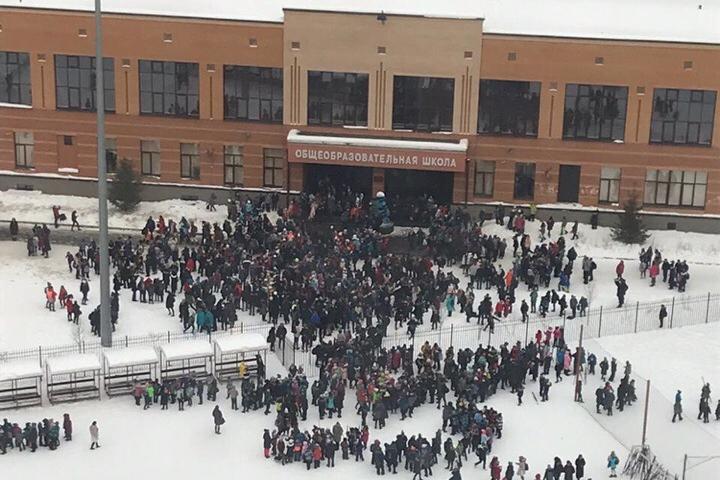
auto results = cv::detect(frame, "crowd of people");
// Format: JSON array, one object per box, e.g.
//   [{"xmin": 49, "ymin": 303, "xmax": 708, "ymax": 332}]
[{"xmin": 0, "ymin": 416, "xmax": 100, "ymax": 454}]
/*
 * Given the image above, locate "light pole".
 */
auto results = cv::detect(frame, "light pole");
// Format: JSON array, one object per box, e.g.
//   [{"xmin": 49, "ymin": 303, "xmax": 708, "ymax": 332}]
[{"xmin": 95, "ymin": 0, "xmax": 112, "ymax": 347}]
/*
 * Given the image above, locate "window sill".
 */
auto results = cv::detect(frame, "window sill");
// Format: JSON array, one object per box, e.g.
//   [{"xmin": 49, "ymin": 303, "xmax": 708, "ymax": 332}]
[
  {"xmin": 14, "ymin": 166, "xmax": 36, "ymax": 171},
  {"xmin": 141, "ymin": 174, "xmax": 161, "ymax": 179},
  {"xmin": 139, "ymin": 112, "xmax": 200, "ymax": 120},
  {"xmin": 643, "ymin": 204, "xmax": 706, "ymax": 211},
  {"xmin": 55, "ymin": 107, "xmax": 117, "ymax": 114},
  {"xmin": 223, "ymin": 117, "xmax": 283, "ymax": 125},
  {"xmin": 561, "ymin": 137, "xmax": 625, "ymax": 143},
  {"xmin": 477, "ymin": 132, "xmax": 539, "ymax": 139},
  {"xmin": 0, "ymin": 102, "xmax": 33, "ymax": 110},
  {"xmin": 648, "ymin": 141, "xmax": 712, "ymax": 148}
]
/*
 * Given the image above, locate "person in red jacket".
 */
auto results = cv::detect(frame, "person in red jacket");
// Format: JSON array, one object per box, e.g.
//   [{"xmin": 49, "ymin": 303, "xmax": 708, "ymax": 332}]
[
  {"xmin": 490, "ymin": 456, "xmax": 502, "ymax": 480},
  {"xmin": 616, "ymin": 260, "xmax": 625, "ymax": 278},
  {"xmin": 649, "ymin": 262, "xmax": 660, "ymax": 287},
  {"xmin": 312, "ymin": 442, "xmax": 323, "ymax": 468},
  {"xmin": 65, "ymin": 296, "xmax": 74, "ymax": 322}
]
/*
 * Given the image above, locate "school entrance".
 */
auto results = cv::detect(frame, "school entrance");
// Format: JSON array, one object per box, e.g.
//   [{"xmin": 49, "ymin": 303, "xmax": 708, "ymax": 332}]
[
  {"xmin": 303, "ymin": 163, "xmax": 373, "ymax": 198},
  {"xmin": 384, "ymin": 168, "xmax": 454, "ymax": 205},
  {"xmin": 558, "ymin": 165, "xmax": 581, "ymax": 202}
]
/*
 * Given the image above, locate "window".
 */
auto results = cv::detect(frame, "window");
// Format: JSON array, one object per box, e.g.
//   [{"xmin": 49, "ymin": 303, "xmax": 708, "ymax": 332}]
[
  {"xmin": 140, "ymin": 140, "xmax": 160, "ymax": 176},
  {"xmin": 514, "ymin": 162, "xmax": 536, "ymax": 200},
  {"xmin": 474, "ymin": 160, "xmax": 495, "ymax": 196},
  {"xmin": 105, "ymin": 138, "xmax": 118, "ymax": 173},
  {"xmin": 563, "ymin": 84, "xmax": 628, "ymax": 141},
  {"xmin": 644, "ymin": 170, "xmax": 707, "ymax": 207},
  {"xmin": 14, "ymin": 132, "xmax": 34, "ymax": 168},
  {"xmin": 650, "ymin": 89, "xmax": 716, "ymax": 146},
  {"xmin": 223, "ymin": 66, "xmax": 283, "ymax": 122},
  {"xmin": 308, "ymin": 71, "xmax": 369, "ymax": 126},
  {"xmin": 599, "ymin": 167, "xmax": 621, "ymax": 203},
  {"xmin": 0, "ymin": 51, "xmax": 32, "ymax": 105},
  {"xmin": 139, "ymin": 60, "xmax": 199, "ymax": 117},
  {"xmin": 478, "ymin": 80, "xmax": 540, "ymax": 137},
  {"xmin": 224, "ymin": 145, "xmax": 243, "ymax": 186},
  {"xmin": 63, "ymin": 135, "xmax": 74, "ymax": 146},
  {"xmin": 55, "ymin": 55, "xmax": 115, "ymax": 112},
  {"xmin": 180, "ymin": 143, "xmax": 200, "ymax": 179},
  {"xmin": 392, "ymin": 75, "xmax": 454, "ymax": 132},
  {"xmin": 263, "ymin": 148, "xmax": 284, "ymax": 188}
]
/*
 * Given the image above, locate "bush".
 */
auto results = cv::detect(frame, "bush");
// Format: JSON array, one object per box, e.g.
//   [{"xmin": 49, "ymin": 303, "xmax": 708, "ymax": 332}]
[
  {"xmin": 612, "ymin": 193, "xmax": 649, "ymax": 244},
  {"xmin": 109, "ymin": 159, "xmax": 142, "ymax": 212}
]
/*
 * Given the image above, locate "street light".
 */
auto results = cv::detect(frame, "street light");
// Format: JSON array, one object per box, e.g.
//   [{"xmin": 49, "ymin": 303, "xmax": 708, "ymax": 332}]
[{"xmin": 94, "ymin": 0, "xmax": 112, "ymax": 347}]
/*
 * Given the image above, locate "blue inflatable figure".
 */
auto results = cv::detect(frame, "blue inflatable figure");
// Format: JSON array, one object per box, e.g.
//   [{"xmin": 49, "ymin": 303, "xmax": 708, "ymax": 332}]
[{"xmin": 373, "ymin": 191, "xmax": 394, "ymax": 234}]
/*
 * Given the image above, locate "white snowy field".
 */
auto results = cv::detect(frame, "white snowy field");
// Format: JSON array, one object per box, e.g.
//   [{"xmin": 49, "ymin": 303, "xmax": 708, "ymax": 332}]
[
  {"xmin": 593, "ymin": 324, "xmax": 720, "ymax": 478},
  {"xmin": 0, "ymin": 354, "xmax": 624, "ymax": 480}
]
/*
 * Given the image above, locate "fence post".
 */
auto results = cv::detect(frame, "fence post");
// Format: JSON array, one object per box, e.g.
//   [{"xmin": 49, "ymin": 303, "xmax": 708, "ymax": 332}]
[
  {"xmin": 706, "ymin": 292, "xmax": 711, "ymax": 324},
  {"xmin": 38, "ymin": 346, "xmax": 42, "ymax": 368},
  {"xmin": 598, "ymin": 306, "xmax": 603, "ymax": 337},
  {"xmin": 670, "ymin": 297, "xmax": 675, "ymax": 329},
  {"xmin": 82, "ymin": 340, "xmax": 85, "ymax": 353},
  {"xmin": 125, "ymin": 335, "xmax": 128, "ymax": 347},
  {"xmin": 241, "ymin": 322, "xmax": 244, "ymax": 333},
  {"xmin": 487, "ymin": 326, "xmax": 492, "ymax": 346},
  {"xmin": 167, "ymin": 331, "xmax": 171, "ymax": 343},
  {"xmin": 634, "ymin": 301, "xmax": 640, "ymax": 333},
  {"xmin": 524, "ymin": 319, "xmax": 530, "ymax": 346},
  {"xmin": 450, "ymin": 324, "xmax": 454, "ymax": 347}
]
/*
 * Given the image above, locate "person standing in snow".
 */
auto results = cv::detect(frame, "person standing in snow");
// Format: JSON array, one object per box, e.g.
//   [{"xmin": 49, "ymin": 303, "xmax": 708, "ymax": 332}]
[
  {"xmin": 212, "ymin": 405, "xmax": 225, "ymax": 434},
  {"xmin": 672, "ymin": 390, "xmax": 683, "ymax": 422},
  {"xmin": 658, "ymin": 304, "xmax": 667, "ymax": 328},
  {"xmin": 607, "ymin": 451, "xmax": 619, "ymax": 478},
  {"xmin": 71, "ymin": 210, "xmax": 81, "ymax": 231},
  {"xmin": 89, "ymin": 421, "xmax": 100, "ymax": 450}
]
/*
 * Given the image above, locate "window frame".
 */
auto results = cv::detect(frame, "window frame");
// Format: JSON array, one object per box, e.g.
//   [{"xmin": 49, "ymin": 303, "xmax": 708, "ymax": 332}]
[
  {"xmin": 478, "ymin": 79, "xmax": 541, "ymax": 137},
  {"xmin": 392, "ymin": 75, "xmax": 455, "ymax": 132},
  {"xmin": 14, "ymin": 131, "xmax": 34, "ymax": 168},
  {"xmin": 644, "ymin": 169, "xmax": 707, "ymax": 208},
  {"xmin": 138, "ymin": 60, "xmax": 199, "ymax": 118},
  {"xmin": 223, "ymin": 65, "xmax": 283, "ymax": 123},
  {"xmin": 223, "ymin": 145, "xmax": 244, "ymax": 186},
  {"xmin": 263, "ymin": 148, "xmax": 285, "ymax": 188},
  {"xmin": 54, "ymin": 54, "xmax": 115, "ymax": 112},
  {"xmin": 307, "ymin": 70, "xmax": 369, "ymax": 127},
  {"xmin": 474, "ymin": 160, "xmax": 495, "ymax": 197},
  {"xmin": 0, "ymin": 51, "xmax": 32, "ymax": 106},
  {"xmin": 140, "ymin": 140, "xmax": 161, "ymax": 177},
  {"xmin": 180, "ymin": 143, "xmax": 200, "ymax": 179},
  {"xmin": 562, "ymin": 83, "xmax": 628, "ymax": 141},
  {"xmin": 598, "ymin": 166, "xmax": 621, "ymax": 203},
  {"xmin": 649, "ymin": 88, "xmax": 716, "ymax": 146}
]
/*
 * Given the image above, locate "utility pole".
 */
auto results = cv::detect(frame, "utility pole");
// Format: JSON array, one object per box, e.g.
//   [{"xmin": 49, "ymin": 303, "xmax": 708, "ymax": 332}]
[
  {"xmin": 95, "ymin": 0, "xmax": 112, "ymax": 347},
  {"xmin": 574, "ymin": 324, "xmax": 584, "ymax": 402},
  {"xmin": 641, "ymin": 379, "xmax": 651, "ymax": 446}
]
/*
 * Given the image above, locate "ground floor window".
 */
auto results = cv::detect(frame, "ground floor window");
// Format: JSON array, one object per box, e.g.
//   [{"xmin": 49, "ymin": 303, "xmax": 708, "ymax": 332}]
[
  {"xmin": 140, "ymin": 140, "xmax": 160, "ymax": 176},
  {"xmin": 14, "ymin": 131, "xmax": 34, "ymax": 168},
  {"xmin": 599, "ymin": 167, "xmax": 621, "ymax": 203},
  {"xmin": 263, "ymin": 148, "xmax": 284, "ymax": 188},
  {"xmin": 180, "ymin": 143, "xmax": 200, "ymax": 179},
  {"xmin": 514, "ymin": 162, "xmax": 535, "ymax": 200},
  {"xmin": 644, "ymin": 169, "xmax": 707, "ymax": 208},
  {"xmin": 224, "ymin": 145, "xmax": 243, "ymax": 186},
  {"xmin": 474, "ymin": 160, "xmax": 495, "ymax": 196}
]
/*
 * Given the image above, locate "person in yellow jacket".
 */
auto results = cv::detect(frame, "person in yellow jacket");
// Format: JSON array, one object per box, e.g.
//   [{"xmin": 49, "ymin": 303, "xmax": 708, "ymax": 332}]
[{"xmin": 238, "ymin": 361, "xmax": 247, "ymax": 379}]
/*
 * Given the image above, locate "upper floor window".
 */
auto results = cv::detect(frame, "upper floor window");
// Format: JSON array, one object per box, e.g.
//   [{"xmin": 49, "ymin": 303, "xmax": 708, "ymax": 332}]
[
  {"xmin": 308, "ymin": 71, "xmax": 369, "ymax": 126},
  {"xmin": 55, "ymin": 55, "xmax": 115, "ymax": 112},
  {"xmin": 644, "ymin": 169, "xmax": 707, "ymax": 208},
  {"xmin": 650, "ymin": 88, "xmax": 716, "ymax": 146},
  {"xmin": 392, "ymin": 76, "xmax": 454, "ymax": 132},
  {"xmin": 478, "ymin": 80, "xmax": 540, "ymax": 137},
  {"xmin": 223, "ymin": 66, "xmax": 283, "ymax": 122},
  {"xmin": 563, "ymin": 84, "xmax": 628, "ymax": 141},
  {"xmin": 139, "ymin": 60, "xmax": 199, "ymax": 117},
  {"xmin": 0, "ymin": 51, "xmax": 32, "ymax": 106}
]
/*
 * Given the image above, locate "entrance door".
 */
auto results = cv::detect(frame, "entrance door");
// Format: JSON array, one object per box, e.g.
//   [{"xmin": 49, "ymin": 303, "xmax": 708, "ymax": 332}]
[{"xmin": 557, "ymin": 165, "xmax": 581, "ymax": 202}]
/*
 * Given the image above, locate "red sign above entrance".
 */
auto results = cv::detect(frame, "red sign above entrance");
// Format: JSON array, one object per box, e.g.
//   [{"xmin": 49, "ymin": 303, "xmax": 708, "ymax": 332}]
[{"xmin": 288, "ymin": 143, "xmax": 466, "ymax": 173}]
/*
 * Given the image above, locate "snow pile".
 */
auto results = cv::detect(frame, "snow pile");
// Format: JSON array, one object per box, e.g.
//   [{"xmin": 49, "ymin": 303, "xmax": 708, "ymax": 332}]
[
  {"xmin": 103, "ymin": 346, "xmax": 158, "ymax": 368},
  {"xmin": 0, "ymin": 360, "xmax": 43, "ymax": 381},
  {"xmin": 159, "ymin": 340, "xmax": 213, "ymax": 362},
  {"xmin": 46, "ymin": 353, "xmax": 101, "ymax": 375},
  {"xmin": 214, "ymin": 333, "xmax": 268, "ymax": 355}
]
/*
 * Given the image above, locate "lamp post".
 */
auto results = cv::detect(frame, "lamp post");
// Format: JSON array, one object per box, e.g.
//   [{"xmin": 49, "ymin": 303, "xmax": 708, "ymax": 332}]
[{"xmin": 95, "ymin": 0, "xmax": 112, "ymax": 347}]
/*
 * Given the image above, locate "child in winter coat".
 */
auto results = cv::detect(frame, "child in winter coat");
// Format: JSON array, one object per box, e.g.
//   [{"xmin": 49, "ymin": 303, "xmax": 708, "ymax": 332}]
[{"xmin": 607, "ymin": 451, "xmax": 620, "ymax": 478}]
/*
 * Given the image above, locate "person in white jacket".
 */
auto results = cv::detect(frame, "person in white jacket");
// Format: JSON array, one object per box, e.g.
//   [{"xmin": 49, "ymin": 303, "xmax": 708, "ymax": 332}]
[{"xmin": 89, "ymin": 421, "xmax": 100, "ymax": 450}]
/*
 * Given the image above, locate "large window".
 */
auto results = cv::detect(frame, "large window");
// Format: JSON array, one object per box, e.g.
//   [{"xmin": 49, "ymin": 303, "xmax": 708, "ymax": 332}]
[
  {"xmin": 478, "ymin": 80, "xmax": 540, "ymax": 136},
  {"xmin": 223, "ymin": 66, "xmax": 283, "ymax": 122},
  {"xmin": 263, "ymin": 148, "xmax": 284, "ymax": 188},
  {"xmin": 474, "ymin": 161, "xmax": 495, "ymax": 197},
  {"xmin": 599, "ymin": 167, "xmax": 621, "ymax": 203},
  {"xmin": 140, "ymin": 140, "xmax": 160, "ymax": 176},
  {"xmin": 105, "ymin": 137, "xmax": 118, "ymax": 174},
  {"xmin": 650, "ymin": 89, "xmax": 716, "ymax": 146},
  {"xmin": 308, "ymin": 71, "xmax": 369, "ymax": 126},
  {"xmin": 563, "ymin": 84, "xmax": 628, "ymax": 141},
  {"xmin": 139, "ymin": 60, "xmax": 198, "ymax": 117},
  {"xmin": 644, "ymin": 170, "xmax": 707, "ymax": 208},
  {"xmin": 55, "ymin": 55, "xmax": 115, "ymax": 112},
  {"xmin": 14, "ymin": 132, "xmax": 34, "ymax": 168},
  {"xmin": 514, "ymin": 162, "xmax": 536, "ymax": 200},
  {"xmin": 0, "ymin": 51, "xmax": 31, "ymax": 105},
  {"xmin": 392, "ymin": 76, "xmax": 454, "ymax": 132},
  {"xmin": 180, "ymin": 143, "xmax": 200, "ymax": 179},
  {"xmin": 224, "ymin": 145, "xmax": 243, "ymax": 186}
]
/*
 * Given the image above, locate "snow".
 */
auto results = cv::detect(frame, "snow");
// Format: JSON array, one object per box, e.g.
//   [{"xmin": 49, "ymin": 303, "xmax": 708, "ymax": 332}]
[
  {"xmin": 288, "ymin": 129, "xmax": 468, "ymax": 152},
  {"xmin": 57, "ymin": 168, "xmax": 79, "ymax": 174},
  {"xmin": 103, "ymin": 346, "xmax": 158, "ymax": 369},
  {"xmin": 0, "ymin": 102, "xmax": 32, "ymax": 109},
  {"xmin": 2, "ymin": 0, "xmax": 719, "ymax": 44},
  {"xmin": 214, "ymin": 333, "xmax": 268, "ymax": 355},
  {"xmin": 0, "ymin": 360, "xmax": 43, "ymax": 381},
  {"xmin": 159, "ymin": 340, "xmax": 213, "ymax": 362},
  {"xmin": 46, "ymin": 353, "xmax": 101, "ymax": 375}
]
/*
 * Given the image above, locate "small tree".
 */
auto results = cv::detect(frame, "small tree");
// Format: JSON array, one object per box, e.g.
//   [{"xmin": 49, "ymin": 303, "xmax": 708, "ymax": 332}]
[
  {"xmin": 109, "ymin": 158, "xmax": 142, "ymax": 212},
  {"xmin": 612, "ymin": 192, "xmax": 649, "ymax": 244}
]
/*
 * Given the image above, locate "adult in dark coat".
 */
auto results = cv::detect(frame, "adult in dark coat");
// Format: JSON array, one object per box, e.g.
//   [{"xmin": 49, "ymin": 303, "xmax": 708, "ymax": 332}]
[{"xmin": 212, "ymin": 405, "xmax": 225, "ymax": 434}]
